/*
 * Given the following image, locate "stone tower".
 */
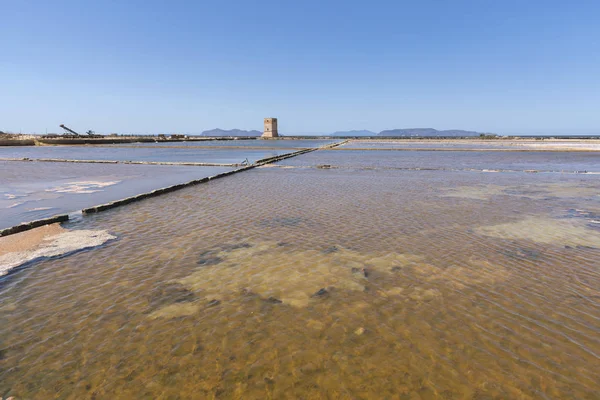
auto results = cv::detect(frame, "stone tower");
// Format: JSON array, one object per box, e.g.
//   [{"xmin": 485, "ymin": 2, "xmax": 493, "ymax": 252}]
[{"xmin": 262, "ymin": 118, "xmax": 279, "ymax": 138}]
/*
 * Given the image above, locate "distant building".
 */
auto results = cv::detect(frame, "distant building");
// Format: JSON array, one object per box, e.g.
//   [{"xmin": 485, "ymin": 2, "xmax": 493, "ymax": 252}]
[{"xmin": 262, "ymin": 118, "xmax": 279, "ymax": 138}]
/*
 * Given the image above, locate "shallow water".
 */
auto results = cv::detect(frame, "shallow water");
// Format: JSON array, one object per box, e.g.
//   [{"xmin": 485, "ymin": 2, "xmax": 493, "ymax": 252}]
[
  {"xmin": 0, "ymin": 146, "xmax": 294, "ymax": 164},
  {"xmin": 340, "ymin": 139, "xmax": 600, "ymax": 151},
  {"xmin": 281, "ymin": 149, "xmax": 600, "ymax": 173},
  {"xmin": 1, "ymin": 149, "xmax": 599, "ymax": 399},
  {"xmin": 0, "ymin": 161, "xmax": 234, "ymax": 229},
  {"xmin": 111, "ymin": 139, "xmax": 340, "ymax": 148},
  {"xmin": 340, "ymin": 140, "xmax": 513, "ymax": 150}
]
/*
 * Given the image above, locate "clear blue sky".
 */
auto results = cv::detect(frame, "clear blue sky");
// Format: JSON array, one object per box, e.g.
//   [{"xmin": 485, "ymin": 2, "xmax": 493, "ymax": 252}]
[{"xmin": 2, "ymin": 0, "xmax": 599, "ymax": 135}]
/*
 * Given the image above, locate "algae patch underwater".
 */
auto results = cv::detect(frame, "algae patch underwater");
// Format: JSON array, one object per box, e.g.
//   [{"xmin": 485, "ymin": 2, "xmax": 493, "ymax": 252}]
[{"xmin": 148, "ymin": 240, "xmax": 512, "ymax": 318}]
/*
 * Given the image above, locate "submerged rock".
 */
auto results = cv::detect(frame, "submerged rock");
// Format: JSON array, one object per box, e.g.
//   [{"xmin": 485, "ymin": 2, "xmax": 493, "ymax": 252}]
[
  {"xmin": 197, "ymin": 250, "xmax": 224, "ymax": 266},
  {"xmin": 322, "ymin": 246, "xmax": 339, "ymax": 254},
  {"xmin": 220, "ymin": 242, "xmax": 252, "ymax": 252},
  {"xmin": 264, "ymin": 297, "xmax": 283, "ymax": 304},
  {"xmin": 197, "ymin": 256, "xmax": 224, "ymax": 266},
  {"xmin": 312, "ymin": 288, "xmax": 329, "ymax": 297},
  {"xmin": 147, "ymin": 283, "xmax": 195, "ymax": 310}
]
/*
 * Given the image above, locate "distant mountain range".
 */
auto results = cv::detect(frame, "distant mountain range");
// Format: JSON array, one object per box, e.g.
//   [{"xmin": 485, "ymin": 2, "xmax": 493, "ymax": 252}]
[
  {"xmin": 377, "ymin": 128, "xmax": 481, "ymax": 137},
  {"xmin": 201, "ymin": 128, "xmax": 261, "ymax": 137},
  {"xmin": 200, "ymin": 127, "xmax": 487, "ymax": 137},
  {"xmin": 330, "ymin": 130, "xmax": 377, "ymax": 137},
  {"xmin": 332, "ymin": 128, "xmax": 484, "ymax": 137}
]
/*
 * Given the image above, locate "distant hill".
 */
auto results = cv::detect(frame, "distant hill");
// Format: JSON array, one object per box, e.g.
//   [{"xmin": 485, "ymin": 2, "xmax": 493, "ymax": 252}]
[
  {"xmin": 201, "ymin": 128, "xmax": 261, "ymax": 137},
  {"xmin": 378, "ymin": 128, "xmax": 481, "ymax": 137},
  {"xmin": 330, "ymin": 130, "xmax": 377, "ymax": 137},
  {"xmin": 199, "ymin": 127, "xmax": 486, "ymax": 137}
]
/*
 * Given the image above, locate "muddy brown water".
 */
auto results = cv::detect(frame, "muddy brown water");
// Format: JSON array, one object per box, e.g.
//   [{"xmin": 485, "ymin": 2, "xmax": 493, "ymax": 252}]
[{"xmin": 1, "ymin": 152, "xmax": 599, "ymax": 399}]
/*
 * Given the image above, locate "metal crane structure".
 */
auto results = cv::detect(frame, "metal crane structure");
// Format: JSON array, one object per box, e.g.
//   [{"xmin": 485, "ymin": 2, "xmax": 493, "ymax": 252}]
[
  {"xmin": 59, "ymin": 124, "xmax": 80, "ymax": 137},
  {"xmin": 59, "ymin": 124, "xmax": 104, "ymax": 138}
]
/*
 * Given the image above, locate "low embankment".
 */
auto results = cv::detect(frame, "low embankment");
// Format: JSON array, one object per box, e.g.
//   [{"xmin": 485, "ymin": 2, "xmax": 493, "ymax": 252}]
[
  {"xmin": 0, "ymin": 136, "xmax": 260, "ymax": 146},
  {"xmin": 0, "ymin": 139, "xmax": 36, "ymax": 146}
]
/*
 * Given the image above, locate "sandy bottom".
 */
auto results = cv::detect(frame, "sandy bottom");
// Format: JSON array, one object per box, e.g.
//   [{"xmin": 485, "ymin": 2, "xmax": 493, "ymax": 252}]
[
  {"xmin": 1, "ymin": 165, "xmax": 599, "ymax": 399},
  {"xmin": 0, "ymin": 223, "xmax": 116, "ymax": 275}
]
